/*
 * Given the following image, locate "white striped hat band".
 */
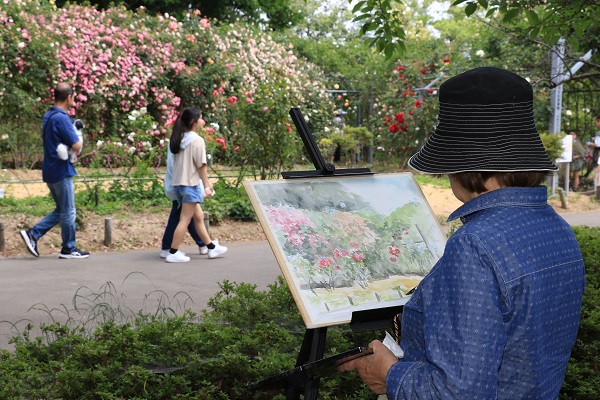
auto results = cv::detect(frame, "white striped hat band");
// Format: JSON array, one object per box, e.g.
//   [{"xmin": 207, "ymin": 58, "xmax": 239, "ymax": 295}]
[{"xmin": 408, "ymin": 67, "xmax": 557, "ymax": 174}]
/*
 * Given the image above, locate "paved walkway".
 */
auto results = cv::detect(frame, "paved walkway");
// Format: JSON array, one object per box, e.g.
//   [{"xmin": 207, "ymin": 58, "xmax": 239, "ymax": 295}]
[
  {"xmin": 1, "ymin": 210, "xmax": 599, "ymax": 350},
  {"xmin": 0, "ymin": 241, "xmax": 281, "ymax": 350}
]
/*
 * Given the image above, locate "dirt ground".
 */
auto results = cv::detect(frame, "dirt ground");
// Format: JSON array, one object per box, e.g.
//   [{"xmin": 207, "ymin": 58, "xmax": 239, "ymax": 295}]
[{"xmin": 1, "ymin": 169, "xmax": 598, "ymax": 258}]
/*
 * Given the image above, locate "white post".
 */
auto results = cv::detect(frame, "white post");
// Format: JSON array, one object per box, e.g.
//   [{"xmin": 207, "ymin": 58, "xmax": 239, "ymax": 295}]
[
  {"xmin": 549, "ymin": 38, "xmax": 565, "ymax": 135},
  {"xmin": 548, "ymin": 39, "xmax": 566, "ymax": 195}
]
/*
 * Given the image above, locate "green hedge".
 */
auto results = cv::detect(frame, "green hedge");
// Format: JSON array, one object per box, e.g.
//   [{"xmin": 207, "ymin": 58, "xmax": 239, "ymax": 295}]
[
  {"xmin": 560, "ymin": 226, "xmax": 600, "ymax": 399},
  {"xmin": 0, "ymin": 227, "xmax": 598, "ymax": 399}
]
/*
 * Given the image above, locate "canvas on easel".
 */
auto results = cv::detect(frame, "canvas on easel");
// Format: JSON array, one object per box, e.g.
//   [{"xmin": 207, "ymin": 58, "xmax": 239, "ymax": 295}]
[{"xmin": 243, "ymin": 173, "xmax": 446, "ymax": 328}]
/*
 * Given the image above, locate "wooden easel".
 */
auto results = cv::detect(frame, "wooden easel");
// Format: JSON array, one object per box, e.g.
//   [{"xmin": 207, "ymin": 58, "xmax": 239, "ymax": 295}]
[{"xmin": 249, "ymin": 108, "xmax": 403, "ymax": 399}]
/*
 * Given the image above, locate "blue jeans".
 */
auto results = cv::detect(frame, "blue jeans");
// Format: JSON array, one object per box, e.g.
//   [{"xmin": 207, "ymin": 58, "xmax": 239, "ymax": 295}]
[
  {"xmin": 161, "ymin": 200, "xmax": 205, "ymax": 250},
  {"xmin": 31, "ymin": 177, "xmax": 76, "ymax": 251}
]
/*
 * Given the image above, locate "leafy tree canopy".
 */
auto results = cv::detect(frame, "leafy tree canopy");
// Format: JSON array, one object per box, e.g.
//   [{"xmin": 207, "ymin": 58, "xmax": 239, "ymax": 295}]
[
  {"xmin": 57, "ymin": 0, "xmax": 304, "ymax": 29},
  {"xmin": 348, "ymin": 0, "xmax": 599, "ymax": 82}
]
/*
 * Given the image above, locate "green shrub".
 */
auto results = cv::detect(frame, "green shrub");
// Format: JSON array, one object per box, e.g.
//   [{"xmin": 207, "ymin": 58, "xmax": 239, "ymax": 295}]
[
  {"xmin": 0, "ymin": 227, "xmax": 597, "ymax": 398},
  {"xmin": 0, "ymin": 277, "xmax": 379, "ymax": 399},
  {"xmin": 540, "ymin": 132, "xmax": 564, "ymax": 162},
  {"xmin": 202, "ymin": 179, "xmax": 257, "ymax": 223},
  {"xmin": 560, "ymin": 226, "xmax": 600, "ymax": 399}
]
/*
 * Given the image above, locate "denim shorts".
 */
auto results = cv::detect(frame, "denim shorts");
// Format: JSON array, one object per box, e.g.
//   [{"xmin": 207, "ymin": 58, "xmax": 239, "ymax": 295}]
[{"xmin": 174, "ymin": 184, "xmax": 203, "ymax": 204}]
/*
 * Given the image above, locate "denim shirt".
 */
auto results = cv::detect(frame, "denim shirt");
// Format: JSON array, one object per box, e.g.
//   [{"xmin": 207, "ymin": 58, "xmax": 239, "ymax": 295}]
[
  {"xmin": 41, "ymin": 107, "xmax": 78, "ymax": 184},
  {"xmin": 386, "ymin": 187, "xmax": 585, "ymax": 399}
]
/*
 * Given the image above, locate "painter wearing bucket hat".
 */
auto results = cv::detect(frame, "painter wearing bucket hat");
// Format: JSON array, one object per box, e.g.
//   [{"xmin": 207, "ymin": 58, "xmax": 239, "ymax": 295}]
[
  {"xmin": 408, "ymin": 67, "xmax": 557, "ymax": 174},
  {"xmin": 340, "ymin": 67, "xmax": 584, "ymax": 400}
]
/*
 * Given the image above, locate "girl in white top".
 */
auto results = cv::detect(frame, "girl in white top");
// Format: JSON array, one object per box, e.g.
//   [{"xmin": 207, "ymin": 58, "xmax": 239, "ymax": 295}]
[{"xmin": 166, "ymin": 107, "xmax": 227, "ymax": 262}]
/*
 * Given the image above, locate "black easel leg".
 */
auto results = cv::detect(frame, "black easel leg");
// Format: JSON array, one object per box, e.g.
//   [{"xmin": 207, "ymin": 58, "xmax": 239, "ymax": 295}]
[
  {"xmin": 300, "ymin": 328, "xmax": 327, "ymax": 400},
  {"xmin": 284, "ymin": 328, "xmax": 328, "ymax": 400}
]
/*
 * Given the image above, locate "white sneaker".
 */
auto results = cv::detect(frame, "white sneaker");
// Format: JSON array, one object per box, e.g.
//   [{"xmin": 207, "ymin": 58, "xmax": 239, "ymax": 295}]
[
  {"xmin": 160, "ymin": 249, "xmax": 185, "ymax": 258},
  {"xmin": 165, "ymin": 250, "xmax": 190, "ymax": 263},
  {"xmin": 207, "ymin": 243, "xmax": 228, "ymax": 259},
  {"xmin": 199, "ymin": 240, "xmax": 217, "ymax": 255}
]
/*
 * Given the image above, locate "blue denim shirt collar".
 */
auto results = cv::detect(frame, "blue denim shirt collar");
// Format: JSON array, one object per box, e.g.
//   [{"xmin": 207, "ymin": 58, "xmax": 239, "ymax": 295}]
[{"xmin": 447, "ymin": 186, "xmax": 549, "ymax": 223}]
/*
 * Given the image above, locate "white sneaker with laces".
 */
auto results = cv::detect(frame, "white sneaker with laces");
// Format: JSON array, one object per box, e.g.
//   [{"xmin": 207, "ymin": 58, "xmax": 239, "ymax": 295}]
[
  {"xmin": 165, "ymin": 250, "xmax": 190, "ymax": 263},
  {"xmin": 207, "ymin": 243, "xmax": 228, "ymax": 259},
  {"xmin": 160, "ymin": 249, "xmax": 185, "ymax": 258},
  {"xmin": 199, "ymin": 240, "xmax": 217, "ymax": 255}
]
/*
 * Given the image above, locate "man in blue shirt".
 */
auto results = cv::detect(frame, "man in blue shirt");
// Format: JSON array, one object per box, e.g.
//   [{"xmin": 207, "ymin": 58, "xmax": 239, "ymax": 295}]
[
  {"xmin": 339, "ymin": 67, "xmax": 585, "ymax": 399},
  {"xmin": 20, "ymin": 83, "xmax": 90, "ymax": 259}
]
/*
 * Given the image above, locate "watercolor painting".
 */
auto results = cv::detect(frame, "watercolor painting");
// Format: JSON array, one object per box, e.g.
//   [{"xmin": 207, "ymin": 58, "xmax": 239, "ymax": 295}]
[{"xmin": 243, "ymin": 173, "xmax": 446, "ymax": 328}]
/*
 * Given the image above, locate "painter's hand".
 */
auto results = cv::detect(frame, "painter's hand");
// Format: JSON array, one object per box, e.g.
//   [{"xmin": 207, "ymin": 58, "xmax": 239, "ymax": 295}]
[{"xmin": 337, "ymin": 340, "xmax": 398, "ymax": 395}]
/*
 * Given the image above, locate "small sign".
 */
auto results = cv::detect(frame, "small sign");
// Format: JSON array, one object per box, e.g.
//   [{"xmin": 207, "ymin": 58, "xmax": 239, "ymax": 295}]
[{"xmin": 556, "ymin": 134, "xmax": 573, "ymax": 163}]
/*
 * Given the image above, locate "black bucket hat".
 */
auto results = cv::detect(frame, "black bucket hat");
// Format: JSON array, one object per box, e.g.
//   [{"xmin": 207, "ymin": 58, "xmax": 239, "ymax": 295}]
[{"xmin": 408, "ymin": 67, "xmax": 557, "ymax": 174}]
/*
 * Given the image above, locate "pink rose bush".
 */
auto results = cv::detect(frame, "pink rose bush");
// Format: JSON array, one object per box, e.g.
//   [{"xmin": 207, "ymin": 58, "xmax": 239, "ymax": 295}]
[{"xmin": 0, "ymin": 0, "xmax": 333, "ymax": 173}]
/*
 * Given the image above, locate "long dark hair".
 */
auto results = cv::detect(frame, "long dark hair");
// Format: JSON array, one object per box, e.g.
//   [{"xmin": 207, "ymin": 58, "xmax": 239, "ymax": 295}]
[{"xmin": 170, "ymin": 107, "xmax": 201, "ymax": 154}]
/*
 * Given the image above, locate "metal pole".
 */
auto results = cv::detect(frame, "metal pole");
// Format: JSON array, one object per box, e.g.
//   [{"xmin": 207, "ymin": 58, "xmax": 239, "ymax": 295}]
[
  {"xmin": 549, "ymin": 38, "xmax": 566, "ymax": 135},
  {"xmin": 548, "ymin": 39, "xmax": 566, "ymax": 195}
]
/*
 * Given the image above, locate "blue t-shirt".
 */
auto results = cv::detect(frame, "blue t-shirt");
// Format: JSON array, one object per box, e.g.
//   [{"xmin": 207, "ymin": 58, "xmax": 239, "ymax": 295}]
[
  {"xmin": 386, "ymin": 187, "xmax": 585, "ymax": 399},
  {"xmin": 41, "ymin": 107, "xmax": 78, "ymax": 183}
]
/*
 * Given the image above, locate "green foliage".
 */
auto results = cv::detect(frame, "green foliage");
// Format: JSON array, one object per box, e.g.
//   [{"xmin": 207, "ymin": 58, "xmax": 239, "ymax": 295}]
[
  {"xmin": 327, "ymin": 126, "xmax": 374, "ymax": 166},
  {"xmin": 92, "ymin": 108, "xmax": 165, "ymax": 169},
  {"xmin": 351, "ymin": 0, "xmax": 600, "ymax": 61},
  {"xmin": 0, "ymin": 1, "xmax": 333, "ymax": 174},
  {"xmin": 540, "ymin": 132, "xmax": 564, "ymax": 162},
  {"xmin": 0, "ymin": 192, "xmax": 55, "ymax": 216},
  {"xmin": 561, "ymin": 226, "xmax": 600, "ymax": 399},
  {"xmin": 0, "ymin": 277, "xmax": 379, "ymax": 399},
  {"xmin": 351, "ymin": 0, "xmax": 407, "ymax": 59},
  {"xmin": 64, "ymin": 0, "xmax": 304, "ymax": 30},
  {"xmin": 413, "ymin": 173, "xmax": 450, "ymax": 189},
  {"xmin": 202, "ymin": 179, "xmax": 257, "ymax": 223},
  {"xmin": 0, "ymin": 0, "xmax": 58, "ymax": 124},
  {"xmin": 0, "ymin": 119, "xmax": 43, "ymax": 169},
  {"xmin": 228, "ymin": 81, "xmax": 304, "ymax": 180},
  {"xmin": 318, "ymin": 137, "xmax": 337, "ymax": 162},
  {"xmin": 0, "ymin": 226, "xmax": 599, "ymax": 396},
  {"xmin": 0, "ymin": 168, "xmax": 255, "ymax": 220},
  {"xmin": 452, "ymin": 0, "xmax": 600, "ymax": 51}
]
